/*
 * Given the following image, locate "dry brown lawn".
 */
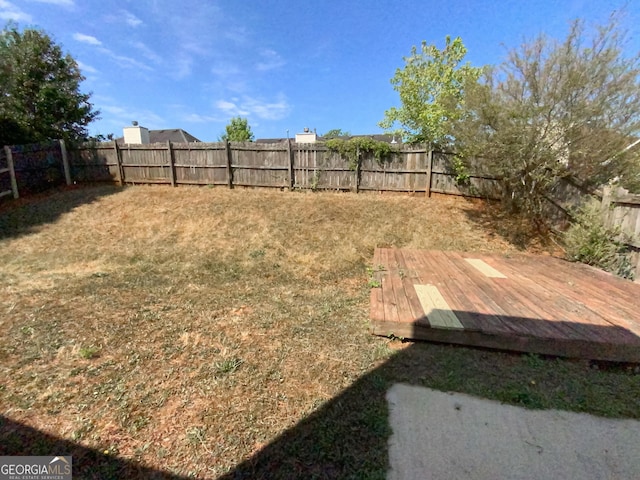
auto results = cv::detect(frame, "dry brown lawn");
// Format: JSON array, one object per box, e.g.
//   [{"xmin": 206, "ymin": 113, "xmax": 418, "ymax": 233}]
[{"xmin": 0, "ymin": 185, "xmax": 637, "ymax": 479}]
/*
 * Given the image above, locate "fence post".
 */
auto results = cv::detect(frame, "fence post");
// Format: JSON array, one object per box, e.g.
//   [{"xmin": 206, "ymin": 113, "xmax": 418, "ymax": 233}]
[
  {"xmin": 167, "ymin": 141, "xmax": 176, "ymax": 187},
  {"xmin": 287, "ymin": 139, "xmax": 294, "ymax": 190},
  {"xmin": 601, "ymin": 185, "xmax": 614, "ymax": 229},
  {"xmin": 4, "ymin": 146, "xmax": 18, "ymax": 199},
  {"xmin": 59, "ymin": 139, "xmax": 72, "ymax": 185},
  {"xmin": 112, "ymin": 141, "xmax": 124, "ymax": 185},
  {"xmin": 225, "ymin": 140, "xmax": 233, "ymax": 189},
  {"xmin": 426, "ymin": 146, "xmax": 433, "ymax": 197},
  {"xmin": 355, "ymin": 147, "xmax": 360, "ymax": 193}
]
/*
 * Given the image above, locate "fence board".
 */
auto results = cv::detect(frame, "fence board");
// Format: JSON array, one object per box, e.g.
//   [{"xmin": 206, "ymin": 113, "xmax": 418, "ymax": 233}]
[
  {"xmin": 0, "ymin": 147, "xmax": 14, "ymax": 199},
  {"xmin": 70, "ymin": 142, "xmax": 121, "ymax": 182},
  {"xmin": 172, "ymin": 143, "xmax": 227, "ymax": 185},
  {"xmin": 3, "ymin": 142, "xmax": 64, "ymax": 195},
  {"xmin": 601, "ymin": 186, "xmax": 640, "ymax": 280}
]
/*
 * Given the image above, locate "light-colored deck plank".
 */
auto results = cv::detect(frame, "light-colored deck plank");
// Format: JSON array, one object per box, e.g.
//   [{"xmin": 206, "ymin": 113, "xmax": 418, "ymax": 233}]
[
  {"xmin": 464, "ymin": 258, "xmax": 507, "ymax": 278},
  {"xmin": 414, "ymin": 284, "xmax": 464, "ymax": 330}
]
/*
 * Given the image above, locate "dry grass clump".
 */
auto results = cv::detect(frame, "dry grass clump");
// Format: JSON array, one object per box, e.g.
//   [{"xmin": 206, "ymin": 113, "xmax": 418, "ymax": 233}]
[{"xmin": 1, "ymin": 185, "xmax": 636, "ymax": 479}]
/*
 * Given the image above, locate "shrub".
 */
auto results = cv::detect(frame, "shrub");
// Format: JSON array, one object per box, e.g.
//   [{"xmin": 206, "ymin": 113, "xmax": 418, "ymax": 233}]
[{"xmin": 563, "ymin": 198, "xmax": 635, "ymax": 279}]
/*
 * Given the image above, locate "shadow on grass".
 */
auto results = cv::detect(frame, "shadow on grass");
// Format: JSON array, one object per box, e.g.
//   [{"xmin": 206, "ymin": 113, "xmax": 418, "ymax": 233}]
[
  {"xmin": 0, "ymin": 184, "xmax": 120, "ymax": 241},
  {"xmin": 0, "ymin": 416, "xmax": 191, "ymax": 479},
  {"xmin": 219, "ymin": 337, "xmax": 639, "ymax": 480},
  {"xmin": 459, "ymin": 197, "xmax": 563, "ymax": 253},
  {"xmin": 1, "ymin": 339, "xmax": 638, "ymax": 479}
]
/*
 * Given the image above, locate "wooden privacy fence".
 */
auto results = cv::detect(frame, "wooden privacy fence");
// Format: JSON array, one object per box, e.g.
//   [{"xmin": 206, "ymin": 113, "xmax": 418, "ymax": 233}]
[
  {"xmin": 0, "ymin": 140, "xmax": 72, "ymax": 200},
  {"xmin": 602, "ymin": 185, "xmax": 640, "ymax": 275},
  {"xmin": 0, "ymin": 146, "xmax": 18, "ymax": 199},
  {"xmin": 5, "ymin": 138, "xmax": 640, "ymax": 277},
  {"xmin": 69, "ymin": 140, "xmax": 502, "ymax": 196}
]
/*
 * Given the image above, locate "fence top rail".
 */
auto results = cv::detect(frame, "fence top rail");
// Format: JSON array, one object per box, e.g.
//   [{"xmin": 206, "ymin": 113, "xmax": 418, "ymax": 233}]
[
  {"xmin": 611, "ymin": 194, "xmax": 640, "ymax": 206},
  {"xmin": 76, "ymin": 140, "xmax": 442, "ymax": 155},
  {"xmin": 230, "ymin": 144, "xmax": 288, "ymax": 152},
  {"xmin": 171, "ymin": 142, "xmax": 226, "ymax": 150},
  {"xmin": 604, "ymin": 185, "xmax": 640, "ymax": 204}
]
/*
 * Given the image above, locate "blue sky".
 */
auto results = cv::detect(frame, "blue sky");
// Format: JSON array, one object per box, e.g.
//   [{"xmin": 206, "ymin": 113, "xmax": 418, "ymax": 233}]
[{"xmin": 2, "ymin": 0, "xmax": 639, "ymax": 141}]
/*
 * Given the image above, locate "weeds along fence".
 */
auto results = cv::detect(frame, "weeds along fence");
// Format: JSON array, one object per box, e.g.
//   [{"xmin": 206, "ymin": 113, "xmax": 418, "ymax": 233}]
[{"xmin": 68, "ymin": 140, "xmax": 502, "ymax": 196}]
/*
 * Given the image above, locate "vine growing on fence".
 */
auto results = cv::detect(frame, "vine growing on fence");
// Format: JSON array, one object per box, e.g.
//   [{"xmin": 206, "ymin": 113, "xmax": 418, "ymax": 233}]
[
  {"xmin": 450, "ymin": 155, "xmax": 470, "ymax": 186},
  {"xmin": 325, "ymin": 137, "xmax": 398, "ymax": 170}
]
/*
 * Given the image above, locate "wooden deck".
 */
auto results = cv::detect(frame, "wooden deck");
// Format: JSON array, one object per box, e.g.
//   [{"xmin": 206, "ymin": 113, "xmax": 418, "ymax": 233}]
[{"xmin": 370, "ymin": 248, "xmax": 640, "ymax": 362}]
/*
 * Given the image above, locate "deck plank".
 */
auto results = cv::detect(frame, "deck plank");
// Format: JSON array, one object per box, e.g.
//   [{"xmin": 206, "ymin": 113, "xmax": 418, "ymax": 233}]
[
  {"xmin": 387, "ymin": 249, "xmax": 417, "ymax": 324},
  {"xmin": 408, "ymin": 249, "xmax": 491, "ymax": 332},
  {"xmin": 397, "ymin": 249, "xmax": 429, "ymax": 323},
  {"xmin": 437, "ymin": 250, "xmax": 547, "ymax": 337},
  {"xmin": 422, "ymin": 250, "xmax": 519, "ymax": 334},
  {"xmin": 516, "ymin": 255, "xmax": 637, "ymax": 314},
  {"xmin": 414, "ymin": 284, "xmax": 464, "ymax": 329},
  {"xmin": 464, "ymin": 258, "xmax": 508, "ymax": 278},
  {"xmin": 369, "ymin": 248, "xmax": 640, "ymax": 362},
  {"xmin": 508, "ymin": 255, "xmax": 640, "ymax": 338},
  {"xmin": 454, "ymin": 252, "xmax": 612, "ymax": 343},
  {"xmin": 486, "ymin": 254, "xmax": 637, "ymax": 344},
  {"xmin": 379, "ymin": 249, "xmax": 400, "ymax": 324}
]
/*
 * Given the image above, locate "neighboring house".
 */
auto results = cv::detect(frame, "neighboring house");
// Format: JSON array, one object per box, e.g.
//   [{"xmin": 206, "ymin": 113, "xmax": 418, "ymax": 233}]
[
  {"xmin": 116, "ymin": 123, "xmax": 201, "ymax": 145},
  {"xmin": 256, "ymin": 128, "xmax": 402, "ymax": 145}
]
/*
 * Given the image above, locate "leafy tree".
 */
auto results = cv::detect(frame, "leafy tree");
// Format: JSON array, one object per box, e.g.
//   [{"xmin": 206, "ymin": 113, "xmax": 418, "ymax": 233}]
[
  {"xmin": 454, "ymin": 16, "xmax": 640, "ymax": 227},
  {"xmin": 379, "ymin": 36, "xmax": 482, "ymax": 146},
  {"xmin": 0, "ymin": 24, "xmax": 99, "ymax": 145},
  {"xmin": 322, "ymin": 128, "xmax": 350, "ymax": 139},
  {"xmin": 219, "ymin": 117, "xmax": 254, "ymax": 142}
]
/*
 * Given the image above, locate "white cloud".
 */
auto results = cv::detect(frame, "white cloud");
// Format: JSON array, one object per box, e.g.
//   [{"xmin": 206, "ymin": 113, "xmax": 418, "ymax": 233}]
[
  {"xmin": 0, "ymin": 1, "xmax": 32, "ymax": 22},
  {"xmin": 171, "ymin": 56, "xmax": 193, "ymax": 80},
  {"xmin": 215, "ymin": 100, "xmax": 249, "ymax": 117},
  {"xmin": 76, "ymin": 60, "xmax": 98, "ymax": 74},
  {"xmin": 215, "ymin": 95, "xmax": 290, "ymax": 120},
  {"xmin": 101, "ymin": 104, "xmax": 164, "ymax": 129},
  {"xmin": 224, "ymin": 25, "xmax": 250, "ymax": 46},
  {"xmin": 181, "ymin": 113, "xmax": 224, "ymax": 123},
  {"xmin": 72, "ymin": 34, "xmax": 151, "ymax": 71},
  {"xmin": 132, "ymin": 41, "xmax": 162, "ymax": 65},
  {"xmin": 208, "ymin": 62, "xmax": 248, "ymax": 93},
  {"xmin": 73, "ymin": 33, "xmax": 102, "ymax": 46},
  {"xmin": 211, "ymin": 63, "xmax": 241, "ymax": 78},
  {"xmin": 122, "ymin": 10, "xmax": 142, "ymax": 27},
  {"xmin": 256, "ymin": 49, "xmax": 285, "ymax": 72},
  {"xmin": 30, "ymin": 0, "xmax": 74, "ymax": 6},
  {"xmin": 98, "ymin": 47, "xmax": 153, "ymax": 71}
]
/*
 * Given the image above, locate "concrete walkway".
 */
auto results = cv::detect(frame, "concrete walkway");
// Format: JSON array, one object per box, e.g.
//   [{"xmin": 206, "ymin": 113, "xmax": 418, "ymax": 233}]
[{"xmin": 387, "ymin": 384, "xmax": 640, "ymax": 480}]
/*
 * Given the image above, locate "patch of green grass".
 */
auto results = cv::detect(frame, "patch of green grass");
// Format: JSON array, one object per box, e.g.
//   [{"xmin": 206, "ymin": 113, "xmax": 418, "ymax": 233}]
[
  {"xmin": 249, "ymin": 248, "xmax": 266, "ymax": 259},
  {"xmin": 214, "ymin": 357, "xmax": 243, "ymax": 377},
  {"xmin": 78, "ymin": 346, "xmax": 100, "ymax": 360}
]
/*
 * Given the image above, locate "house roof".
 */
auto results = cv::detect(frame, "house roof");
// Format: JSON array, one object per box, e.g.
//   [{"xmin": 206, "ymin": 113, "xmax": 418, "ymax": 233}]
[{"xmin": 117, "ymin": 129, "xmax": 201, "ymax": 144}]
